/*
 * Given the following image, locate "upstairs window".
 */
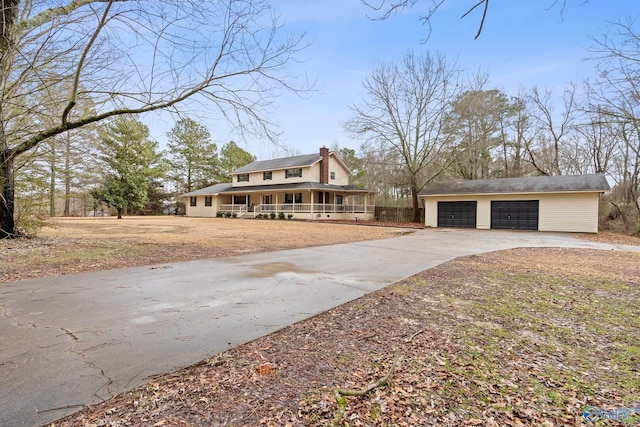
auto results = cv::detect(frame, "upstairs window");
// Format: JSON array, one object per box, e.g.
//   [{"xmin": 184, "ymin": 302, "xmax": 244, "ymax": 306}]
[
  {"xmin": 263, "ymin": 171, "xmax": 272, "ymax": 180},
  {"xmin": 237, "ymin": 173, "xmax": 249, "ymax": 182},
  {"xmin": 330, "ymin": 171, "xmax": 336, "ymax": 180},
  {"xmin": 190, "ymin": 196, "xmax": 197, "ymax": 207},
  {"xmin": 205, "ymin": 196, "xmax": 212, "ymax": 207},
  {"xmin": 285, "ymin": 168, "xmax": 302, "ymax": 178}
]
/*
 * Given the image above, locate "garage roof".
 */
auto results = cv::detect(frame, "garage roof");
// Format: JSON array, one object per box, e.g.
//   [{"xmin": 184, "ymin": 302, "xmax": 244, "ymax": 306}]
[{"xmin": 419, "ymin": 174, "xmax": 610, "ymax": 196}]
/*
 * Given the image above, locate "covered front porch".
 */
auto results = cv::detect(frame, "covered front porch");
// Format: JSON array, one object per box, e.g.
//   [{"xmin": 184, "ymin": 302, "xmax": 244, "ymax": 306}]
[{"xmin": 218, "ymin": 187, "xmax": 375, "ymax": 220}]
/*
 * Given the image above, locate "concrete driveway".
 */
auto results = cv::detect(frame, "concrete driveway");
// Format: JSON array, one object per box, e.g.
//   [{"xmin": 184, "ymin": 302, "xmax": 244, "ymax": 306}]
[{"xmin": 1, "ymin": 229, "xmax": 638, "ymax": 426}]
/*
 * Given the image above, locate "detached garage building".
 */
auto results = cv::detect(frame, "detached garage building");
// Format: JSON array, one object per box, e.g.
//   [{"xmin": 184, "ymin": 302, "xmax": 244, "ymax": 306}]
[{"xmin": 419, "ymin": 174, "xmax": 610, "ymax": 233}]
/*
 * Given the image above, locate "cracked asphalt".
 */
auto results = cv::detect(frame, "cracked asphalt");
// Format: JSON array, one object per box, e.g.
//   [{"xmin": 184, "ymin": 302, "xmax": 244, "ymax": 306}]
[{"xmin": 1, "ymin": 229, "xmax": 638, "ymax": 427}]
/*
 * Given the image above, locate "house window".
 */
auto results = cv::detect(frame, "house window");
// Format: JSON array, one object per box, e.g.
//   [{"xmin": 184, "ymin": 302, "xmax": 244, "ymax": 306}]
[
  {"xmin": 318, "ymin": 192, "xmax": 330, "ymax": 203},
  {"xmin": 234, "ymin": 195, "xmax": 247, "ymax": 204},
  {"xmin": 285, "ymin": 168, "xmax": 302, "ymax": 178},
  {"xmin": 190, "ymin": 196, "xmax": 197, "ymax": 207},
  {"xmin": 237, "ymin": 173, "xmax": 249, "ymax": 182},
  {"xmin": 205, "ymin": 196, "xmax": 212, "ymax": 207},
  {"xmin": 263, "ymin": 195, "xmax": 272, "ymax": 204},
  {"xmin": 335, "ymin": 194, "xmax": 343, "ymax": 205},
  {"xmin": 284, "ymin": 193, "xmax": 302, "ymax": 203},
  {"xmin": 330, "ymin": 171, "xmax": 335, "ymax": 180},
  {"xmin": 263, "ymin": 171, "xmax": 272, "ymax": 180}
]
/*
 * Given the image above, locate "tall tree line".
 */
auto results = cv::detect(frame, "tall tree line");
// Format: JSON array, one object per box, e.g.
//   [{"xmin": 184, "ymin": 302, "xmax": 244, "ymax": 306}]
[
  {"xmin": 0, "ymin": 0, "xmax": 305, "ymax": 237},
  {"xmin": 346, "ymin": 20, "xmax": 640, "ymax": 225},
  {"xmin": 15, "ymin": 115, "xmax": 257, "ymax": 220}
]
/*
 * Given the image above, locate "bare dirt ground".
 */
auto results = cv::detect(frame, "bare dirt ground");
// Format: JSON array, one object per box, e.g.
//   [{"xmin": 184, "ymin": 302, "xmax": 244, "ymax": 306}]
[
  {"xmin": 0, "ymin": 217, "xmax": 408, "ymax": 283},
  {"xmin": 2, "ymin": 217, "xmax": 639, "ymax": 426}
]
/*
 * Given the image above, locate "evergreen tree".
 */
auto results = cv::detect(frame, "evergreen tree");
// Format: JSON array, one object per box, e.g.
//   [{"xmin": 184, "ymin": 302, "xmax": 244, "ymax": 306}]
[
  {"xmin": 167, "ymin": 118, "xmax": 219, "ymax": 193},
  {"xmin": 219, "ymin": 141, "xmax": 256, "ymax": 182},
  {"xmin": 91, "ymin": 117, "xmax": 166, "ymax": 219}
]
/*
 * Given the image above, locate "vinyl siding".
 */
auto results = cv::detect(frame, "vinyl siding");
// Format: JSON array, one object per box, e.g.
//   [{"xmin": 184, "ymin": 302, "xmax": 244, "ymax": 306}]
[
  {"xmin": 538, "ymin": 193, "xmax": 599, "ymax": 233},
  {"xmin": 424, "ymin": 192, "xmax": 601, "ymax": 233},
  {"xmin": 233, "ymin": 164, "xmax": 317, "ymax": 187},
  {"xmin": 231, "ymin": 153, "xmax": 351, "ymax": 187},
  {"xmin": 328, "ymin": 155, "xmax": 351, "ymax": 185},
  {"xmin": 185, "ymin": 195, "xmax": 220, "ymax": 217}
]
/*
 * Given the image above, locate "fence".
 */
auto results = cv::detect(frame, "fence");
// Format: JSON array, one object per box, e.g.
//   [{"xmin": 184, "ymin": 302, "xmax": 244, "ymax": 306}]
[{"xmin": 374, "ymin": 206, "xmax": 424, "ymax": 224}]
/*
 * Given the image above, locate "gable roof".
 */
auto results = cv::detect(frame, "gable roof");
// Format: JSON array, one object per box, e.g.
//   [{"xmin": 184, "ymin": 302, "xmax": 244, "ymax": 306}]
[
  {"xmin": 182, "ymin": 183, "xmax": 233, "ymax": 196},
  {"xmin": 232, "ymin": 153, "xmax": 321, "ymax": 174},
  {"xmin": 419, "ymin": 174, "xmax": 610, "ymax": 196}
]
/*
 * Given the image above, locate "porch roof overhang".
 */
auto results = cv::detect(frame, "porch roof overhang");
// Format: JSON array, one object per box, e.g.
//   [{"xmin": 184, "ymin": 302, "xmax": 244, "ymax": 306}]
[
  {"xmin": 182, "ymin": 182, "xmax": 375, "ymax": 198},
  {"xmin": 221, "ymin": 182, "xmax": 374, "ymax": 194}
]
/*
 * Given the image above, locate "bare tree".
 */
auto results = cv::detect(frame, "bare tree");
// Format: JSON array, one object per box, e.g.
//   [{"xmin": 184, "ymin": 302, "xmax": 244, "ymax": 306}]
[
  {"xmin": 361, "ymin": 0, "xmax": 581, "ymax": 39},
  {"xmin": 0, "ymin": 0, "xmax": 305, "ymax": 237},
  {"xmin": 587, "ymin": 18, "xmax": 640, "ymax": 215},
  {"xmin": 573, "ymin": 108, "xmax": 617, "ymax": 174},
  {"xmin": 497, "ymin": 93, "xmax": 535, "ymax": 177},
  {"xmin": 525, "ymin": 85, "xmax": 578, "ymax": 176},
  {"xmin": 344, "ymin": 50, "xmax": 462, "ymax": 222},
  {"xmin": 445, "ymin": 83, "xmax": 518, "ymax": 180}
]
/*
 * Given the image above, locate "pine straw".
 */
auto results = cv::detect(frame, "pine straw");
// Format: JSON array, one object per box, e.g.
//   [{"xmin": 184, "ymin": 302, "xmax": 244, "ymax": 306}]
[{"xmin": 52, "ymin": 247, "xmax": 640, "ymax": 426}]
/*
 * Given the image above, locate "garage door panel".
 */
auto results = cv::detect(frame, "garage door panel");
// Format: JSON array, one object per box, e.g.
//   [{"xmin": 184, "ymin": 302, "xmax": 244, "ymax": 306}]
[
  {"xmin": 491, "ymin": 200, "xmax": 539, "ymax": 230},
  {"xmin": 438, "ymin": 201, "xmax": 477, "ymax": 228}
]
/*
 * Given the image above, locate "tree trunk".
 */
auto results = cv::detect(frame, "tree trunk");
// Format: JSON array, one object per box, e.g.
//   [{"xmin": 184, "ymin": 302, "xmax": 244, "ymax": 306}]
[
  {"xmin": 411, "ymin": 183, "xmax": 421, "ymax": 223},
  {"xmin": 116, "ymin": 207, "xmax": 123, "ymax": 219},
  {"xmin": 0, "ymin": 154, "xmax": 16, "ymax": 238},
  {"xmin": 64, "ymin": 136, "xmax": 71, "ymax": 216},
  {"xmin": 49, "ymin": 147, "xmax": 56, "ymax": 217}
]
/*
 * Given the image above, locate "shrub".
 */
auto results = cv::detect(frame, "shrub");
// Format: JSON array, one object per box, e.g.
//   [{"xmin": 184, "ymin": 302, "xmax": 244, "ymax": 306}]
[
  {"xmin": 232, "ymin": 212, "xmax": 238, "ymax": 218},
  {"xmin": 255, "ymin": 214, "xmax": 263, "ymax": 219},
  {"xmin": 287, "ymin": 214, "xmax": 293, "ymax": 220},
  {"xmin": 278, "ymin": 211, "xmax": 285, "ymax": 220},
  {"xmin": 216, "ymin": 211, "xmax": 224, "ymax": 218},
  {"xmin": 225, "ymin": 212, "xmax": 232, "ymax": 218},
  {"xmin": 269, "ymin": 212, "xmax": 276, "ymax": 219}
]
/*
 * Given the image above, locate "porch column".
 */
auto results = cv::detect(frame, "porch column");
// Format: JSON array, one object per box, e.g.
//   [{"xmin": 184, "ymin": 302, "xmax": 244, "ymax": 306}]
[
  {"xmin": 364, "ymin": 194, "xmax": 368, "ymax": 217},
  {"xmin": 310, "ymin": 190, "xmax": 314, "ymax": 220}
]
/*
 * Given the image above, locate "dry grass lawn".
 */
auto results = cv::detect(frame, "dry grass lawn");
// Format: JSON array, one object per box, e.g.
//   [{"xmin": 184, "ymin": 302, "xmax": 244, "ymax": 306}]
[
  {"xmin": 0, "ymin": 216, "xmax": 408, "ymax": 283},
  {"xmin": 2, "ymin": 217, "xmax": 639, "ymax": 426}
]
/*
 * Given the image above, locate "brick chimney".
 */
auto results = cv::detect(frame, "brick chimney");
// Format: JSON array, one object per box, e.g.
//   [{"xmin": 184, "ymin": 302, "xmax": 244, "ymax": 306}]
[{"xmin": 319, "ymin": 146, "xmax": 329, "ymax": 184}]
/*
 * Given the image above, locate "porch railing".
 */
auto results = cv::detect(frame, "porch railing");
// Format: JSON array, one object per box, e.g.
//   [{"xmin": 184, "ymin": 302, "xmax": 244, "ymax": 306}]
[
  {"xmin": 253, "ymin": 203, "xmax": 374, "ymax": 215},
  {"xmin": 219, "ymin": 204, "xmax": 247, "ymax": 214}
]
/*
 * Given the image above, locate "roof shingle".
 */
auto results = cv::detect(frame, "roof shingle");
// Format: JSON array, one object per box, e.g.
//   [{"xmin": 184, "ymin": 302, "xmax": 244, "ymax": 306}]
[
  {"xmin": 419, "ymin": 174, "xmax": 610, "ymax": 196},
  {"xmin": 232, "ymin": 153, "xmax": 321, "ymax": 174}
]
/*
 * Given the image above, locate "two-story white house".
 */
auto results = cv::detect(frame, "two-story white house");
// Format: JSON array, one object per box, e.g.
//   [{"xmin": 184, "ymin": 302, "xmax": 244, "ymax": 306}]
[{"xmin": 182, "ymin": 147, "xmax": 375, "ymax": 220}]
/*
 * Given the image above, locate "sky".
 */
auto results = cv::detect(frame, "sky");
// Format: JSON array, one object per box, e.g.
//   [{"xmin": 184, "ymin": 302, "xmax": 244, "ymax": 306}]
[{"xmin": 145, "ymin": 1, "xmax": 636, "ymax": 160}]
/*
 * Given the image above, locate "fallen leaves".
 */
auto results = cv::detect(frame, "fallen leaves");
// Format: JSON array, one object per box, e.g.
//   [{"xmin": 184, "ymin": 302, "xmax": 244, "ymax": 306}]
[
  {"xmin": 51, "ymin": 247, "xmax": 640, "ymax": 426},
  {"xmin": 257, "ymin": 364, "xmax": 276, "ymax": 375}
]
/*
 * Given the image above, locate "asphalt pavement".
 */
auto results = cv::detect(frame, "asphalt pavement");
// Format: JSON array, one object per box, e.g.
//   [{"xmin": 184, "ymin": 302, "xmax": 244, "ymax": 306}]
[{"xmin": 1, "ymin": 228, "xmax": 638, "ymax": 426}]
